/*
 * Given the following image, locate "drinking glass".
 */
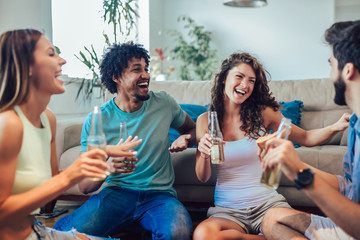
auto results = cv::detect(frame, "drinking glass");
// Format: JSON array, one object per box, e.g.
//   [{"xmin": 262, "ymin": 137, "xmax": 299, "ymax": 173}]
[{"xmin": 119, "ymin": 122, "xmax": 135, "ymax": 174}]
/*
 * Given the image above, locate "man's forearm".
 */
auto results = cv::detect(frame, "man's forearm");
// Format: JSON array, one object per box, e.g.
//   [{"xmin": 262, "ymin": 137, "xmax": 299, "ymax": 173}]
[{"xmin": 186, "ymin": 127, "xmax": 196, "ymax": 146}]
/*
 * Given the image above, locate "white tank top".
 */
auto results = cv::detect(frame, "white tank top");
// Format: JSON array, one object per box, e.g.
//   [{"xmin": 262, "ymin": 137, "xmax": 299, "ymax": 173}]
[
  {"xmin": 11, "ymin": 106, "xmax": 52, "ymax": 213},
  {"xmin": 214, "ymin": 137, "xmax": 278, "ymax": 209}
]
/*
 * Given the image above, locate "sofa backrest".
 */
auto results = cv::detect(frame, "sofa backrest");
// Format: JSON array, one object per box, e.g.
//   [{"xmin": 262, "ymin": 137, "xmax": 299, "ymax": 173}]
[
  {"xmin": 149, "ymin": 78, "xmax": 351, "ymax": 145},
  {"xmin": 149, "ymin": 80, "xmax": 213, "ymax": 105}
]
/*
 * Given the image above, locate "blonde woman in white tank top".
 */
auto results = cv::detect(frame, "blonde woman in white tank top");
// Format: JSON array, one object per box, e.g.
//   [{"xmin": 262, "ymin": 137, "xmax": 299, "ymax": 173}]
[
  {"xmin": 193, "ymin": 53, "xmax": 349, "ymax": 240},
  {"xmin": 0, "ymin": 29, "xmax": 141, "ymax": 240}
]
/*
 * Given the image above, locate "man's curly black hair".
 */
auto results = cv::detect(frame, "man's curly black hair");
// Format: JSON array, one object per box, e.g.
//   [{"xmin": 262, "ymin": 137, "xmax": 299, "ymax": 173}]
[
  {"xmin": 100, "ymin": 41, "xmax": 150, "ymax": 94},
  {"xmin": 210, "ymin": 52, "xmax": 279, "ymax": 140}
]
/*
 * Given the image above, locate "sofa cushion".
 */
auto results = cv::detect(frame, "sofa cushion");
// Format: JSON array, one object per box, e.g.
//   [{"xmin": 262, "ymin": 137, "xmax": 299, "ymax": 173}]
[
  {"xmin": 340, "ymin": 128, "xmax": 348, "ymax": 146},
  {"xmin": 279, "ymin": 145, "xmax": 347, "ymax": 186},
  {"xmin": 59, "ymin": 145, "xmax": 82, "ymax": 171},
  {"xmin": 301, "ymin": 109, "xmax": 350, "ymax": 145},
  {"xmin": 59, "ymin": 145, "xmax": 103, "ymax": 196},
  {"xmin": 169, "ymin": 104, "xmax": 208, "ymax": 147},
  {"xmin": 63, "ymin": 123, "xmax": 83, "ymax": 152},
  {"xmin": 171, "ymin": 148, "xmax": 217, "ymax": 186},
  {"xmin": 149, "ymin": 81, "xmax": 212, "ymax": 105}
]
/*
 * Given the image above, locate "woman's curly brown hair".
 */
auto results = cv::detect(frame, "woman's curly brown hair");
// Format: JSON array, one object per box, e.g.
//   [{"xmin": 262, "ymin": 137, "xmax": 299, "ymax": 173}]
[{"xmin": 210, "ymin": 52, "xmax": 279, "ymax": 139}]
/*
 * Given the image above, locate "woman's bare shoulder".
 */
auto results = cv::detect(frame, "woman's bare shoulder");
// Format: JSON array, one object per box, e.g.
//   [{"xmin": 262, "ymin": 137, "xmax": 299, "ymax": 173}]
[
  {"xmin": 198, "ymin": 112, "xmax": 208, "ymax": 119},
  {"xmin": 197, "ymin": 112, "xmax": 209, "ymax": 125},
  {"xmin": 0, "ymin": 110, "xmax": 23, "ymax": 152},
  {"xmin": 0, "ymin": 110, "xmax": 23, "ymax": 132},
  {"xmin": 262, "ymin": 106, "xmax": 282, "ymax": 130}
]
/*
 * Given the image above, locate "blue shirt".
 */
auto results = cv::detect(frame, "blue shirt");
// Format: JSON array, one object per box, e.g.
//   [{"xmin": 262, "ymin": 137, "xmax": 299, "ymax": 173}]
[
  {"xmin": 81, "ymin": 91, "xmax": 186, "ymax": 196},
  {"xmin": 343, "ymin": 113, "xmax": 360, "ymax": 203}
]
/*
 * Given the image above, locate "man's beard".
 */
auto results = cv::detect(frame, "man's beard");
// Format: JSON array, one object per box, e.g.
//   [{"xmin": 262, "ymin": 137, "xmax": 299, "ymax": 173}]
[
  {"xmin": 135, "ymin": 93, "xmax": 150, "ymax": 101},
  {"xmin": 333, "ymin": 75, "xmax": 347, "ymax": 106}
]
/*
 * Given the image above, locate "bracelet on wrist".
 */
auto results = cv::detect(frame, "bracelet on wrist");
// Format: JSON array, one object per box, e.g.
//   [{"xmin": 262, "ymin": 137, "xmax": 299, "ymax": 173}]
[{"xmin": 200, "ymin": 155, "xmax": 210, "ymax": 160}]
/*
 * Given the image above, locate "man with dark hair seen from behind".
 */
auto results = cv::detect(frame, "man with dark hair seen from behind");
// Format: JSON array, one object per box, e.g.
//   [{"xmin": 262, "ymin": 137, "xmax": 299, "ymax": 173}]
[
  {"xmin": 260, "ymin": 20, "xmax": 360, "ymax": 240},
  {"xmin": 54, "ymin": 42, "xmax": 195, "ymax": 239}
]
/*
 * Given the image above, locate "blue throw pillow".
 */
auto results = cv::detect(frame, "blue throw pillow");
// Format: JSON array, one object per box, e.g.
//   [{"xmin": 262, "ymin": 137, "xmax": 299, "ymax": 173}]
[
  {"xmin": 272, "ymin": 100, "xmax": 304, "ymax": 148},
  {"xmin": 169, "ymin": 104, "xmax": 208, "ymax": 147}
]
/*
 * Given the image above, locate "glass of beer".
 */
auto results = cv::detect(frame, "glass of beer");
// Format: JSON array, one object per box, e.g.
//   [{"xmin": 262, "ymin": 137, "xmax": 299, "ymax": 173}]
[{"xmin": 119, "ymin": 122, "xmax": 135, "ymax": 174}]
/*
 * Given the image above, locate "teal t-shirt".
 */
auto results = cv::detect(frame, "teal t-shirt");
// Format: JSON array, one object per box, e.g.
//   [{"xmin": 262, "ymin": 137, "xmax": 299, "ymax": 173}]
[{"xmin": 81, "ymin": 91, "xmax": 186, "ymax": 196}]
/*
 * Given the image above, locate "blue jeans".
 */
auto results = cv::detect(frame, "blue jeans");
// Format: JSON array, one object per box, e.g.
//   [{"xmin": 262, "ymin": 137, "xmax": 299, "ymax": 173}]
[{"xmin": 53, "ymin": 187, "xmax": 192, "ymax": 240}]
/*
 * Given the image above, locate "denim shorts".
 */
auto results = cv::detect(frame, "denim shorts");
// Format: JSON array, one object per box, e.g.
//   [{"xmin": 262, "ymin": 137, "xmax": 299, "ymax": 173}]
[
  {"xmin": 337, "ymin": 175, "xmax": 354, "ymax": 199},
  {"xmin": 207, "ymin": 194, "xmax": 291, "ymax": 234},
  {"xmin": 26, "ymin": 220, "xmax": 117, "ymax": 240}
]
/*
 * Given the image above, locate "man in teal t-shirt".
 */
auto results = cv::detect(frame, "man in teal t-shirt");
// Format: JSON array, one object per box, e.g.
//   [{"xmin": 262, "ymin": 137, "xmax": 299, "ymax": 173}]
[{"xmin": 54, "ymin": 42, "xmax": 196, "ymax": 239}]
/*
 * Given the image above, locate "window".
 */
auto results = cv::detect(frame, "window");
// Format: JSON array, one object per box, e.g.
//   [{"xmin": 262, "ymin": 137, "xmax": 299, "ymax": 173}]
[{"xmin": 52, "ymin": 0, "xmax": 148, "ymax": 79}]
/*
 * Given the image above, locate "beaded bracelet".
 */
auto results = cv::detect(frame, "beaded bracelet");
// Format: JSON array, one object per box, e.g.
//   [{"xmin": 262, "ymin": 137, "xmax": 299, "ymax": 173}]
[{"xmin": 200, "ymin": 155, "xmax": 210, "ymax": 160}]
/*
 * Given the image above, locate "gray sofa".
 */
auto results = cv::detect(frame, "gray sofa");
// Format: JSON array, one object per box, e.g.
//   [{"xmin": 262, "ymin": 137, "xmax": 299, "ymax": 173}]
[{"xmin": 56, "ymin": 78, "xmax": 350, "ymax": 208}]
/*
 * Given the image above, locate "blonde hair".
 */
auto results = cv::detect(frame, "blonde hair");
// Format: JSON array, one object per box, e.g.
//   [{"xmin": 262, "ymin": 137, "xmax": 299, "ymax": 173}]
[{"xmin": 0, "ymin": 29, "xmax": 42, "ymax": 112}]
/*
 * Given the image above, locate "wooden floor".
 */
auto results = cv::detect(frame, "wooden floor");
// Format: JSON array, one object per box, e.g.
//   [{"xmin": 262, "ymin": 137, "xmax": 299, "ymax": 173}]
[{"xmin": 37, "ymin": 207, "xmax": 76, "ymax": 228}]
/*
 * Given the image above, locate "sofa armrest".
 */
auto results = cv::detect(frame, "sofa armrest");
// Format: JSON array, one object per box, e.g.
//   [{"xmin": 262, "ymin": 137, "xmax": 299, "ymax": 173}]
[{"xmin": 56, "ymin": 117, "xmax": 86, "ymax": 161}]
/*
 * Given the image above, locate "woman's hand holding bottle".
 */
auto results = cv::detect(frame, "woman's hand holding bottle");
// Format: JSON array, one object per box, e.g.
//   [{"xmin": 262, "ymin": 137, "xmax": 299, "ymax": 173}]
[
  {"xmin": 60, "ymin": 149, "xmax": 110, "ymax": 186},
  {"xmin": 197, "ymin": 133, "xmax": 212, "ymax": 160}
]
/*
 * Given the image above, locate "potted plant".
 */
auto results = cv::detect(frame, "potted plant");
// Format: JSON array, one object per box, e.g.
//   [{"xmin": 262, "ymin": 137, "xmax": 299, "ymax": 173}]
[
  {"xmin": 167, "ymin": 16, "xmax": 218, "ymax": 81},
  {"xmin": 150, "ymin": 47, "xmax": 175, "ymax": 81},
  {"xmin": 72, "ymin": 0, "xmax": 138, "ymax": 100}
]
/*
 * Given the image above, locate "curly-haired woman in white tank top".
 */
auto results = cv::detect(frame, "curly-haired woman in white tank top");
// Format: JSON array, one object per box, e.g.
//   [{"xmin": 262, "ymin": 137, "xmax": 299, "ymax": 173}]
[{"xmin": 193, "ymin": 52, "xmax": 349, "ymax": 240}]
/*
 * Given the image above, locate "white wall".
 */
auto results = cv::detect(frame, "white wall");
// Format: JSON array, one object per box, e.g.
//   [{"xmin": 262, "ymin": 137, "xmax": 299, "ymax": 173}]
[
  {"xmin": 0, "ymin": 0, "xmax": 52, "ymax": 41},
  {"xmin": 47, "ymin": 77, "xmax": 105, "ymax": 119},
  {"xmin": 1, "ymin": 0, "xmax": 359, "ymax": 116},
  {"xmin": 138, "ymin": 0, "xmax": 150, "ymax": 51},
  {"xmin": 335, "ymin": 0, "xmax": 360, "ymax": 22},
  {"xmin": 150, "ymin": 0, "xmax": 336, "ymax": 81}
]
